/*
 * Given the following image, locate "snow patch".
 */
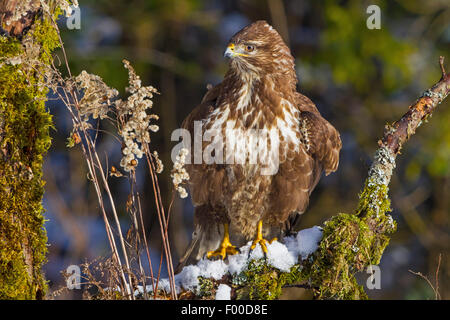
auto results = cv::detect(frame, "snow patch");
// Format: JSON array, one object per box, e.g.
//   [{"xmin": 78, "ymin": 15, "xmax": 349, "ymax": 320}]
[
  {"xmin": 196, "ymin": 258, "xmax": 228, "ymax": 280},
  {"xmin": 285, "ymin": 226, "xmax": 323, "ymax": 260},
  {"xmin": 215, "ymin": 284, "xmax": 231, "ymax": 300},
  {"xmin": 266, "ymin": 240, "xmax": 297, "ymax": 272},
  {"xmin": 176, "ymin": 265, "xmax": 200, "ymax": 291}
]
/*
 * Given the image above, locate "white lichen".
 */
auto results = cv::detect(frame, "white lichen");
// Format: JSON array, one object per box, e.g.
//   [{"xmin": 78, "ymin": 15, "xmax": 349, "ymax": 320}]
[
  {"xmin": 5, "ymin": 1, "xmax": 40, "ymax": 26},
  {"xmin": 365, "ymin": 145, "xmax": 396, "ymax": 217}
]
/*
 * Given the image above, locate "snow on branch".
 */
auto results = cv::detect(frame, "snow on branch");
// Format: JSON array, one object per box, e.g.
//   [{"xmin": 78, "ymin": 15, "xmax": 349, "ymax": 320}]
[{"xmin": 134, "ymin": 227, "xmax": 323, "ymax": 300}]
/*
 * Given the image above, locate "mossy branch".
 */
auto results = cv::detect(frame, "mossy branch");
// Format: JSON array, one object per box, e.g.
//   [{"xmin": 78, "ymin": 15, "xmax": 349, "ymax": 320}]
[
  {"xmin": 300, "ymin": 57, "xmax": 449, "ymax": 299},
  {"xmin": 170, "ymin": 57, "xmax": 449, "ymax": 301}
]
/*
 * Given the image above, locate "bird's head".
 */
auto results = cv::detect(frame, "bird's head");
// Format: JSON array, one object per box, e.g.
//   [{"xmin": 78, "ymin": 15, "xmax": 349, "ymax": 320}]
[{"xmin": 224, "ymin": 20, "xmax": 295, "ymax": 81}]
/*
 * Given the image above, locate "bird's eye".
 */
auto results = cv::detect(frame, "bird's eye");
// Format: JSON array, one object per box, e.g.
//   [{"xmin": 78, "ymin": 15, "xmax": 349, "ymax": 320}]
[{"xmin": 245, "ymin": 45, "xmax": 255, "ymax": 52}]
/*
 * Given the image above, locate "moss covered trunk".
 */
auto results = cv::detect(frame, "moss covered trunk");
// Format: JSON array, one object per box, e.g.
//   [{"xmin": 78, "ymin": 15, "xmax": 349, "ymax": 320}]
[{"xmin": 0, "ymin": 0, "xmax": 60, "ymax": 299}]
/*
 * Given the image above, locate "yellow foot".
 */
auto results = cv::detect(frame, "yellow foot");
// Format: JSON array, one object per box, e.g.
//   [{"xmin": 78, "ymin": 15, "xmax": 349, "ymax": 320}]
[
  {"xmin": 207, "ymin": 242, "xmax": 239, "ymax": 260},
  {"xmin": 206, "ymin": 224, "xmax": 239, "ymax": 260},
  {"xmin": 249, "ymin": 220, "xmax": 276, "ymax": 256},
  {"xmin": 250, "ymin": 237, "xmax": 277, "ymax": 254}
]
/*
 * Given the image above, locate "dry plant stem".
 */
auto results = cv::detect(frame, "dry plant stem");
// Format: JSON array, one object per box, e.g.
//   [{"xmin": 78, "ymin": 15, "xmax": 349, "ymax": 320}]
[
  {"xmin": 49, "ymin": 15, "xmax": 137, "ymax": 298},
  {"xmin": 155, "ymin": 187, "xmax": 175, "ymax": 298},
  {"xmin": 51, "ymin": 83, "xmax": 132, "ymax": 296},
  {"xmin": 152, "ymin": 158, "xmax": 176, "ymax": 295},
  {"xmin": 156, "ymin": 247, "xmax": 164, "ymax": 297},
  {"xmin": 129, "ymin": 171, "xmax": 154, "ymax": 299},
  {"xmin": 77, "ymin": 125, "xmax": 133, "ymax": 298},
  {"xmin": 91, "ymin": 141, "xmax": 133, "ymax": 271},
  {"xmin": 81, "ymin": 124, "xmax": 135, "ymax": 299},
  {"xmin": 435, "ymin": 254, "xmax": 441, "ymax": 300},
  {"xmin": 136, "ymin": 190, "xmax": 156, "ymax": 294},
  {"xmin": 79, "ymin": 130, "xmax": 129, "ymax": 294},
  {"xmin": 128, "ymin": 173, "xmax": 147, "ymax": 299},
  {"xmin": 144, "ymin": 147, "xmax": 177, "ymax": 299},
  {"xmin": 50, "ymin": 15, "xmax": 72, "ymax": 79},
  {"xmin": 67, "ymin": 80, "xmax": 133, "ymax": 295},
  {"xmin": 50, "ymin": 65, "xmax": 134, "ymax": 298},
  {"xmin": 146, "ymin": 151, "xmax": 176, "ymax": 298}
]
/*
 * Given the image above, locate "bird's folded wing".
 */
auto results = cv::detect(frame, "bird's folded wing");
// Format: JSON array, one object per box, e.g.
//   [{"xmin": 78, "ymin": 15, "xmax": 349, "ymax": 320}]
[{"xmin": 298, "ymin": 110, "xmax": 342, "ymax": 176}]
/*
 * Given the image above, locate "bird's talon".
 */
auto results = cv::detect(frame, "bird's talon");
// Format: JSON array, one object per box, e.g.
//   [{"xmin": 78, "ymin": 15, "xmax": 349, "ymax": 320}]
[
  {"xmin": 250, "ymin": 237, "xmax": 270, "ymax": 254},
  {"xmin": 206, "ymin": 223, "xmax": 238, "ymax": 260},
  {"xmin": 248, "ymin": 220, "xmax": 277, "ymax": 257},
  {"xmin": 207, "ymin": 243, "xmax": 238, "ymax": 260}
]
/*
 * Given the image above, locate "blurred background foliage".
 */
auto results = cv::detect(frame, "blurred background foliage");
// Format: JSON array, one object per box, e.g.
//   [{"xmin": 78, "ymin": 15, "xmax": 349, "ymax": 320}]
[{"xmin": 44, "ymin": 0, "xmax": 449, "ymax": 299}]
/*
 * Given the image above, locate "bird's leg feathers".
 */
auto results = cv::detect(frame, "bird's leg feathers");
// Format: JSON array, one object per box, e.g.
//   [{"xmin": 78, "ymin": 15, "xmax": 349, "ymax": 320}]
[
  {"xmin": 206, "ymin": 223, "xmax": 239, "ymax": 260},
  {"xmin": 249, "ymin": 220, "xmax": 277, "ymax": 257}
]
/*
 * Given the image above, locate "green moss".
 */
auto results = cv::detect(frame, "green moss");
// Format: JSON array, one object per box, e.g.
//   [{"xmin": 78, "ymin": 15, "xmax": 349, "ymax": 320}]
[
  {"xmin": 0, "ymin": 37, "xmax": 22, "ymax": 56},
  {"xmin": 356, "ymin": 179, "xmax": 392, "ymax": 219},
  {"xmin": 0, "ymin": 7, "xmax": 62, "ymax": 299},
  {"xmin": 232, "ymin": 260, "xmax": 307, "ymax": 300},
  {"xmin": 197, "ymin": 277, "xmax": 214, "ymax": 297},
  {"xmin": 302, "ymin": 213, "xmax": 367, "ymax": 299},
  {"xmin": 301, "ymin": 178, "xmax": 396, "ymax": 300},
  {"xmin": 32, "ymin": 16, "xmax": 61, "ymax": 64}
]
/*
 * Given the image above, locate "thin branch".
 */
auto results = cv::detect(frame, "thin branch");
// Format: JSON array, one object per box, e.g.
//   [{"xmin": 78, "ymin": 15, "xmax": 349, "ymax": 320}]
[
  {"xmin": 358, "ymin": 57, "xmax": 450, "ymax": 217},
  {"xmin": 408, "ymin": 253, "xmax": 442, "ymax": 300},
  {"xmin": 439, "ymin": 56, "xmax": 446, "ymax": 78},
  {"xmin": 382, "ymin": 57, "xmax": 449, "ymax": 157}
]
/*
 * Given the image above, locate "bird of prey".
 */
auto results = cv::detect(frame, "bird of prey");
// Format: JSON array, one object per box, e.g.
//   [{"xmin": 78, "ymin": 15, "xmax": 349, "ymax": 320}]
[{"xmin": 176, "ymin": 20, "xmax": 341, "ymax": 271}]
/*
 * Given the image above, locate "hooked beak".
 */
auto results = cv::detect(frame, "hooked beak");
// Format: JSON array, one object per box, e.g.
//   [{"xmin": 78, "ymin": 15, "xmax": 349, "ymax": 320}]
[{"xmin": 224, "ymin": 43, "xmax": 235, "ymax": 58}]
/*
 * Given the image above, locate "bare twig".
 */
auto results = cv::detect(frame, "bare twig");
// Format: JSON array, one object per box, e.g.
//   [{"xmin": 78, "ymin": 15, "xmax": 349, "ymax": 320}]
[
  {"xmin": 408, "ymin": 253, "xmax": 442, "ymax": 300},
  {"xmin": 439, "ymin": 56, "xmax": 446, "ymax": 78}
]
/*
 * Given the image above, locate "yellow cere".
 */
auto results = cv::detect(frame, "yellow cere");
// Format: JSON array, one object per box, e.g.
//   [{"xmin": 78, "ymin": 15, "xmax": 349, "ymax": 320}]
[{"xmin": 227, "ymin": 43, "xmax": 250, "ymax": 57}]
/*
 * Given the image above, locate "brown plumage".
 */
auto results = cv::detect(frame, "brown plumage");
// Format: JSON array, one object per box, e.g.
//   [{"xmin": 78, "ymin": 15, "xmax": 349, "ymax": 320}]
[{"xmin": 176, "ymin": 21, "xmax": 341, "ymax": 271}]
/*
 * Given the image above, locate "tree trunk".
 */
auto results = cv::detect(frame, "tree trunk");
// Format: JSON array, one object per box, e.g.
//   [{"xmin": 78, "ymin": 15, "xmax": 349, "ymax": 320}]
[{"xmin": 0, "ymin": 0, "xmax": 60, "ymax": 299}]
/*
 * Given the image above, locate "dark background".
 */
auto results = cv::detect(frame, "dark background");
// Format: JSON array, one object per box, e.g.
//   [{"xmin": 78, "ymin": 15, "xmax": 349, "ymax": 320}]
[{"xmin": 43, "ymin": 0, "xmax": 449, "ymax": 299}]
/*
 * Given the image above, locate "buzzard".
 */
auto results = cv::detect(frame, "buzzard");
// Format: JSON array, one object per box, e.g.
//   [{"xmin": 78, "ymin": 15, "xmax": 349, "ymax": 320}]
[{"xmin": 176, "ymin": 21, "xmax": 341, "ymax": 271}]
